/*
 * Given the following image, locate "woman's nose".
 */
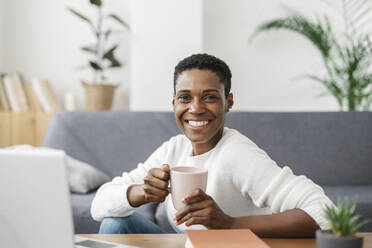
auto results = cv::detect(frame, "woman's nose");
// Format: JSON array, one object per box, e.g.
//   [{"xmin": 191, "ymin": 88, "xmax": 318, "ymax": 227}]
[{"xmin": 189, "ymin": 98, "xmax": 205, "ymax": 113}]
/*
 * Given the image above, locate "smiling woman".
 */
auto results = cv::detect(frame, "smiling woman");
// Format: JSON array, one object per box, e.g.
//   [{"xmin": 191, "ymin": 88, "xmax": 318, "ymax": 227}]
[
  {"xmin": 173, "ymin": 68, "xmax": 233, "ymax": 155},
  {"xmin": 91, "ymin": 53, "xmax": 334, "ymax": 238}
]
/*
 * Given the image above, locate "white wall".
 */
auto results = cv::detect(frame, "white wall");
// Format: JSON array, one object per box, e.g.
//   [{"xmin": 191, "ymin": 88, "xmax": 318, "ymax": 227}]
[
  {"xmin": 0, "ymin": 0, "xmax": 4, "ymax": 71},
  {"xmin": 130, "ymin": 0, "xmax": 203, "ymax": 111},
  {"xmin": 1, "ymin": 0, "xmax": 131, "ymax": 110}
]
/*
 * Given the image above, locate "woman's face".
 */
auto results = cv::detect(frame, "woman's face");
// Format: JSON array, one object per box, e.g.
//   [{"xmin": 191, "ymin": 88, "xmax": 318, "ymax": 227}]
[{"xmin": 172, "ymin": 69, "xmax": 233, "ymax": 150}]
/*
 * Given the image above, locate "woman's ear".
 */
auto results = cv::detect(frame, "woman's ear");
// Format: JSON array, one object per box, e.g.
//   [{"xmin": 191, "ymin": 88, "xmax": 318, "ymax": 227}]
[{"xmin": 226, "ymin": 93, "xmax": 234, "ymax": 112}]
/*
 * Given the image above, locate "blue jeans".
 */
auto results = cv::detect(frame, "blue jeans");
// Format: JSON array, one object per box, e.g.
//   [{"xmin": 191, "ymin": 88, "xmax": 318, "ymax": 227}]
[{"xmin": 99, "ymin": 212, "xmax": 167, "ymax": 234}]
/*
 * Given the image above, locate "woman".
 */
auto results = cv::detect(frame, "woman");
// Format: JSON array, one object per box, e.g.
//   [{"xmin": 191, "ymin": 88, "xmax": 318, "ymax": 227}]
[{"xmin": 91, "ymin": 53, "xmax": 333, "ymax": 237}]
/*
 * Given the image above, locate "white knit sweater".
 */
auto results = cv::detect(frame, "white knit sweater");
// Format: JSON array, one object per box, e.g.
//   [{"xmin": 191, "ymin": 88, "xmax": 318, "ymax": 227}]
[{"xmin": 91, "ymin": 127, "xmax": 333, "ymax": 233}]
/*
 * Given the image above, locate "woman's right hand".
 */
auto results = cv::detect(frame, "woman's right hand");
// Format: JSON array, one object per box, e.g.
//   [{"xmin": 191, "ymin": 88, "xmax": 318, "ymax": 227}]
[{"xmin": 127, "ymin": 164, "xmax": 170, "ymax": 207}]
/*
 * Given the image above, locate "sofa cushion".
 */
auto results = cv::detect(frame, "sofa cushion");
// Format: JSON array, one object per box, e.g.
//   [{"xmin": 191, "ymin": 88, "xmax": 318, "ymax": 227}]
[
  {"xmin": 67, "ymin": 156, "xmax": 110, "ymax": 194},
  {"xmin": 323, "ymin": 185, "xmax": 372, "ymax": 232},
  {"xmin": 71, "ymin": 192, "xmax": 101, "ymax": 234}
]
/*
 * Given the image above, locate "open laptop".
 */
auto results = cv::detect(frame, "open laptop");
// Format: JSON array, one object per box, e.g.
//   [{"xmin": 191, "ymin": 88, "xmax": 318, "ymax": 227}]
[{"xmin": 0, "ymin": 150, "xmax": 137, "ymax": 248}]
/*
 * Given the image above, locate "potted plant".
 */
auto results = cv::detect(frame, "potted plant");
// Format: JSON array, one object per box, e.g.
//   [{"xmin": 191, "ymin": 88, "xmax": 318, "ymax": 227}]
[
  {"xmin": 67, "ymin": 0, "xmax": 130, "ymax": 110},
  {"xmin": 316, "ymin": 199, "xmax": 369, "ymax": 248},
  {"xmin": 251, "ymin": 0, "xmax": 372, "ymax": 111}
]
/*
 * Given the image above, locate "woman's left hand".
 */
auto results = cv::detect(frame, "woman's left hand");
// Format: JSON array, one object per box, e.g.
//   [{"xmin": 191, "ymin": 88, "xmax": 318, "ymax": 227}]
[{"xmin": 173, "ymin": 188, "xmax": 234, "ymax": 229}]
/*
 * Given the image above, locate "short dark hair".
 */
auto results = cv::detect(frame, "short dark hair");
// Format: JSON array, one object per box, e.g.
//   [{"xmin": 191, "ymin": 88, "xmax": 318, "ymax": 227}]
[{"xmin": 173, "ymin": 53, "xmax": 232, "ymax": 98}]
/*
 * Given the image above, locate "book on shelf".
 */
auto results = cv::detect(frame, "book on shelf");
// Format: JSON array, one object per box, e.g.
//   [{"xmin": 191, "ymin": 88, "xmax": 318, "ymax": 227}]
[
  {"xmin": 23, "ymin": 81, "xmax": 43, "ymax": 111},
  {"xmin": 2, "ymin": 73, "xmax": 29, "ymax": 112},
  {"xmin": 185, "ymin": 229, "xmax": 270, "ymax": 248},
  {"xmin": 0, "ymin": 75, "xmax": 11, "ymax": 111},
  {"xmin": 31, "ymin": 78, "xmax": 60, "ymax": 113}
]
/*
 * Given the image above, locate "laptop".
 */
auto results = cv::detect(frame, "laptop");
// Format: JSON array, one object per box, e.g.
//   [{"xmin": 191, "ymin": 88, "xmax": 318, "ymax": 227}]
[{"xmin": 0, "ymin": 150, "xmax": 137, "ymax": 248}]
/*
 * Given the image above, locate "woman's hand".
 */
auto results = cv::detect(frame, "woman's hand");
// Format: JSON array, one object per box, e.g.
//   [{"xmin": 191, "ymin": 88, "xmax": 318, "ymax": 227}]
[
  {"xmin": 127, "ymin": 164, "xmax": 170, "ymax": 207},
  {"xmin": 173, "ymin": 188, "xmax": 234, "ymax": 229}
]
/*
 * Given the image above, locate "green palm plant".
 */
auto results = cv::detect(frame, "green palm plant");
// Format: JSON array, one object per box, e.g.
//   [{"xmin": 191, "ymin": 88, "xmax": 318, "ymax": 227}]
[
  {"xmin": 325, "ymin": 199, "xmax": 369, "ymax": 236},
  {"xmin": 251, "ymin": 0, "xmax": 372, "ymax": 111},
  {"xmin": 67, "ymin": 0, "xmax": 130, "ymax": 83}
]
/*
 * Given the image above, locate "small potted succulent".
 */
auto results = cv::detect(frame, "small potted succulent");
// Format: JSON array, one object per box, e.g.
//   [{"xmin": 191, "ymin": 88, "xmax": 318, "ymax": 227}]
[
  {"xmin": 67, "ymin": 0, "xmax": 129, "ymax": 110},
  {"xmin": 316, "ymin": 199, "xmax": 369, "ymax": 248}
]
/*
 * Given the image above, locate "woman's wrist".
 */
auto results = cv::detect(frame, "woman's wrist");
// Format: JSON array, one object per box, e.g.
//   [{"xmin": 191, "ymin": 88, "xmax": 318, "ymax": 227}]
[
  {"xmin": 127, "ymin": 184, "xmax": 146, "ymax": 207},
  {"xmin": 224, "ymin": 215, "xmax": 235, "ymax": 229}
]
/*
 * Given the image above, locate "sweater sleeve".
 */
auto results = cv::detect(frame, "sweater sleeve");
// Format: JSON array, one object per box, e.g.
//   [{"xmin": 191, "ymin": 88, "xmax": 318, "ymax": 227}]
[
  {"xmin": 90, "ymin": 139, "xmax": 171, "ymax": 221},
  {"xmin": 232, "ymin": 145, "xmax": 334, "ymax": 230}
]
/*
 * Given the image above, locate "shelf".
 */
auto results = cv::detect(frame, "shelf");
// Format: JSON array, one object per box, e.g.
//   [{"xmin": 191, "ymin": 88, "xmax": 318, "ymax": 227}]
[{"xmin": 0, "ymin": 111, "xmax": 55, "ymax": 148}]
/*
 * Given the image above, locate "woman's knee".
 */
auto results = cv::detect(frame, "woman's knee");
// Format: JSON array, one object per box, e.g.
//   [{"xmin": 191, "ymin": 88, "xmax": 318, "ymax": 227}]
[
  {"xmin": 98, "ymin": 213, "xmax": 166, "ymax": 234},
  {"xmin": 99, "ymin": 216, "xmax": 132, "ymax": 234}
]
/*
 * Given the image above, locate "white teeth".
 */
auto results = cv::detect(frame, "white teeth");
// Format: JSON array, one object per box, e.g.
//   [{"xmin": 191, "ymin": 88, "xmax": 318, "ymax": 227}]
[{"xmin": 188, "ymin": 121, "xmax": 209, "ymax": 127}]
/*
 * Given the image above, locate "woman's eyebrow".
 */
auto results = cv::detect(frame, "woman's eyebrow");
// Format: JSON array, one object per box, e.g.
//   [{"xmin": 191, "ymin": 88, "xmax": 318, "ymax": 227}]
[
  {"xmin": 176, "ymin": 89, "xmax": 191, "ymax": 93},
  {"xmin": 176, "ymin": 89, "xmax": 220, "ymax": 93},
  {"xmin": 203, "ymin": 89, "xmax": 219, "ymax": 93}
]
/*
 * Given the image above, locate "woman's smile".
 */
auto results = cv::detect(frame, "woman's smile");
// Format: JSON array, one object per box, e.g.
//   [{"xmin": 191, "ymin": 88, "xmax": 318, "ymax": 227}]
[{"xmin": 185, "ymin": 119, "xmax": 212, "ymax": 128}]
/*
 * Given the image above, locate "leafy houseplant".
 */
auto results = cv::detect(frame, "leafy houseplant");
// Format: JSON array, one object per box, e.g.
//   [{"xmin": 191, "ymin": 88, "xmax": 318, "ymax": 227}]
[
  {"xmin": 68, "ymin": 0, "xmax": 130, "ymax": 110},
  {"xmin": 251, "ymin": 0, "xmax": 372, "ymax": 111},
  {"xmin": 316, "ymin": 199, "xmax": 369, "ymax": 248}
]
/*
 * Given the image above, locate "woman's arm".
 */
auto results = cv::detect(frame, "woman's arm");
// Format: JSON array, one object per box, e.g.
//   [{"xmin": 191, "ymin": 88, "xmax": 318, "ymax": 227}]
[
  {"xmin": 231, "ymin": 208, "xmax": 319, "ymax": 238},
  {"xmin": 174, "ymin": 189, "xmax": 320, "ymax": 238},
  {"xmin": 229, "ymin": 146, "xmax": 334, "ymax": 232},
  {"xmin": 91, "ymin": 140, "xmax": 172, "ymax": 221}
]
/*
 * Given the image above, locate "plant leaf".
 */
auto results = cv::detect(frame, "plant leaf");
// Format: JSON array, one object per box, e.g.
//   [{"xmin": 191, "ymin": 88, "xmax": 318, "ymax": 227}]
[
  {"xmin": 103, "ymin": 45, "xmax": 118, "ymax": 59},
  {"xmin": 305, "ymin": 74, "xmax": 344, "ymax": 108},
  {"xmin": 105, "ymin": 54, "xmax": 121, "ymax": 68},
  {"xmin": 90, "ymin": 0, "xmax": 102, "ymax": 7},
  {"xmin": 354, "ymin": 219, "xmax": 370, "ymax": 232},
  {"xmin": 104, "ymin": 29, "xmax": 112, "ymax": 40},
  {"xmin": 102, "ymin": 45, "xmax": 121, "ymax": 68},
  {"xmin": 108, "ymin": 14, "xmax": 130, "ymax": 30},
  {"xmin": 324, "ymin": 198, "xmax": 369, "ymax": 236},
  {"xmin": 81, "ymin": 46, "xmax": 97, "ymax": 54},
  {"xmin": 89, "ymin": 61, "xmax": 103, "ymax": 71},
  {"xmin": 250, "ymin": 15, "xmax": 334, "ymax": 60},
  {"xmin": 67, "ymin": 7, "xmax": 92, "ymax": 24},
  {"xmin": 108, "ymin": 57, "xmax": 121, "ymax": 68}
]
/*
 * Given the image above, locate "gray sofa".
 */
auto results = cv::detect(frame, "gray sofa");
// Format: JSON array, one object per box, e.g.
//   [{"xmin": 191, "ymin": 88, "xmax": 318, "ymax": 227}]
[{"xmin": 43, "ymin": 111, "xmax": 372, "ymax": 233}]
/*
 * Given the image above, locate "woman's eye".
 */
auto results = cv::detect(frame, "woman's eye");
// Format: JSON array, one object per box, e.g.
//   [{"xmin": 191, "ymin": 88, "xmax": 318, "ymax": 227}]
[
  {"xmin": 204, "ymin": 95, "xmax": 218, "ymax": 101},
  {"xmin": 178, "ymin": 95, "xmax": 191, "ymax": 101}
]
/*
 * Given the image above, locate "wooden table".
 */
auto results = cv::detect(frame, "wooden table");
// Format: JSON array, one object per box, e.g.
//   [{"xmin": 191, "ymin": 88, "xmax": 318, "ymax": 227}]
[{"xmin": 80, "ymin": 233, "xmax": 372, "ymax": 248}]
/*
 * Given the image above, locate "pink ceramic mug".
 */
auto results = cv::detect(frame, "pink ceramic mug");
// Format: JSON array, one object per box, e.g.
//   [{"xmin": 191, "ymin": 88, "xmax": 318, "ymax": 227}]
[{"xmin": 170, "ymin": 166, "xmax": 208, "ymax": 210}]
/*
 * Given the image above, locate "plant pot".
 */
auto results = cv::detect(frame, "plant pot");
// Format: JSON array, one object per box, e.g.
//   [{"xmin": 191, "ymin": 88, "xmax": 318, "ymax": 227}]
[
  {"xmin": 82, "ymin": 81, "xmax": 118, "ymax": 110},
  {"xmin": 316, "ymin": 230, "xmax": 363, "ymax": 248}
]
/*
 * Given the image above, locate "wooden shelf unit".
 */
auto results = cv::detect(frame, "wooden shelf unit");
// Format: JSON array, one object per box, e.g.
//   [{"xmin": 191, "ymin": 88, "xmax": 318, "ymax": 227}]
[{"xmin": 0, "ymin": 111, "xmax": 55, "ymax": 148}]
